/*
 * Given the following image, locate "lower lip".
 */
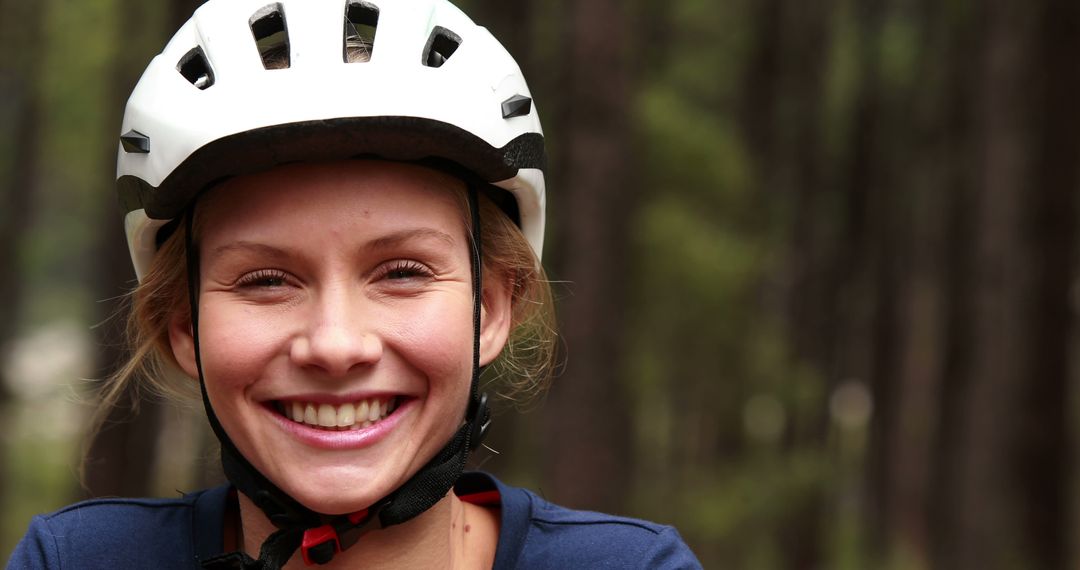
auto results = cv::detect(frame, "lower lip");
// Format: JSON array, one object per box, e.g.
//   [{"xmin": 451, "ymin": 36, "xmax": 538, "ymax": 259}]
[{"xmin": 266, "ymin": 399, "xmax": 412, "ymax": 450}]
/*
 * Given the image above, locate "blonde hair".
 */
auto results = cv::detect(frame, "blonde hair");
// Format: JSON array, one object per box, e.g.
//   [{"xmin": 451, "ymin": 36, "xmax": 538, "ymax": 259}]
[{"xmin": 89, "ymin": 184, "xmax": 557, "ymax": 442}]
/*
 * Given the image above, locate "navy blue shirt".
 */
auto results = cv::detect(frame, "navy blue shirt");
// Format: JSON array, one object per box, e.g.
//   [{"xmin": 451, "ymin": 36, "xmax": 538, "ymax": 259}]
[{"xmin": 8, "ymin": 472, "xmax": 701, "ymax": 569}]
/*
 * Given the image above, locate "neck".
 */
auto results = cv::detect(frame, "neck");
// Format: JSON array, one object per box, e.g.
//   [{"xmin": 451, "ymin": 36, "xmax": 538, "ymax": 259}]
[{"xmin": 234, "ymin": 489, "xmax": 497, "ymax": 569}]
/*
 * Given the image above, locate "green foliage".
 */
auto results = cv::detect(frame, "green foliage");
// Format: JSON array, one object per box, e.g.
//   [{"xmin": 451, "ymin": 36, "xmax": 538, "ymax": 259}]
[
  {"xmin": 823, "ymin": 1, "xmax": 860, "ymax": 160},
  {"xmin": 640, "ymin": 197, "xmax": 760, "ymax": 305},
  {"xmin": 878, "ymin": 15, "xmax": 919, "ymax": 93},
  {"xmin": 22, "ymin": 0, "xmax": 120, "ymax": 327},
  {"xmin": 639, "ymin": 85, "xmax": 752, "ymax": 217}
]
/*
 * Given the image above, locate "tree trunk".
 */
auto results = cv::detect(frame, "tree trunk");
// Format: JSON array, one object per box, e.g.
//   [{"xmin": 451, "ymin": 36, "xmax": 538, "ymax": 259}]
[
  {"xmin": 927, "ymin": 0, "xmax": 980, "ymax": 565},
  {"xmin": 882, "ymin": 1, "xmax": 959, "ymax": 560},
  {"xmin": 771, "ymin": 1, "xmax": 835, "ymax": 567},
  {"xmin": 0, "ymin": 0, "xmax": 44, "ymax": 526},
  {"xmin": 933, "ymin": 1, "xmax": 1038, "ymax": 566},
  {"xmin": 80, "ymin": 2, "xmax": 166, "ymax": 499},
  {"xmin": 542, "ymin": 0, "xmax": 635, "ymax": 512},
  {"xmin": 0, "ymin": 0, "xmax": 43, "ymax": 393},
  {"xmin": 1013, "ymin": 1, "xmax": 1080, "ymax": 567}
]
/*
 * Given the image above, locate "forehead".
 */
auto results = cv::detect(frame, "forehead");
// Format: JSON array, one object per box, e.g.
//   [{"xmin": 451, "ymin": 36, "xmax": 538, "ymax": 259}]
[{"xmin": 197, "ymin": 160, "xmax": 467, "ymax": 240}]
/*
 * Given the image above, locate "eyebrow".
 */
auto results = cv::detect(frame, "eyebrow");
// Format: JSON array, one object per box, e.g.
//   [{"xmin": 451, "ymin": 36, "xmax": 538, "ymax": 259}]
[
  {"xmin": 209, "ymin": 241, "xmax": 291, "ymax": 259},
  {"xmin": 208, "ymin": 228, "xmax": 457, "ymax": 258},
  {"xmin": 365, "ymin": 228, "xmax": 457, "ymax": 250}
]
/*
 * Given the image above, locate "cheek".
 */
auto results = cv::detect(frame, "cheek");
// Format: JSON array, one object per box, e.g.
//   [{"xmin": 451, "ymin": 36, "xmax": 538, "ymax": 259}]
[
  {"xmin": 196, "ymin": 303, "xmax": 290, "ymax": 389},
  {"xmin": 383, "ymin": 296, "xmax": 475, "ymax": 385}
]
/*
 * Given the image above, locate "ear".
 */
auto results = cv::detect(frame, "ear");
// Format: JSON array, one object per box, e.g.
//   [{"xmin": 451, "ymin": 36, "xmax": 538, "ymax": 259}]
[
  {"xmin": 168, "ymin": 311, "xmax": 200, "ymax": 380},
  {"xmin": 478, "ymin": 271, "xmax": 514, "ymax": 367}
]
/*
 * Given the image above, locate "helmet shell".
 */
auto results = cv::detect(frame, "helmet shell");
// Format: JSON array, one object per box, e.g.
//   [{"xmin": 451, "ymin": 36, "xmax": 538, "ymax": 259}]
[{"xmin": 118, "ymin": 0, "xmax": 545, "ymax": 280}]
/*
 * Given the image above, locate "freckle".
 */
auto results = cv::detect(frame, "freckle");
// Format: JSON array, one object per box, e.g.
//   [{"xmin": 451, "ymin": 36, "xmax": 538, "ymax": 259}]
[{"xmin": 465, "ymin": 524, "xmax": 471, "ymax": 533}]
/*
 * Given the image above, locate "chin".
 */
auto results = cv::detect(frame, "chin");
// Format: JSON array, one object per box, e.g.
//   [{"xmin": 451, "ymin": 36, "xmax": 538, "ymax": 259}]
[
  {"xmin": 281, "ymin": 467, "xmax": 400, "ymax": 516},
  {"xmin": 296, "ymin": 493, "xmax": 377, "ymax": 517}
]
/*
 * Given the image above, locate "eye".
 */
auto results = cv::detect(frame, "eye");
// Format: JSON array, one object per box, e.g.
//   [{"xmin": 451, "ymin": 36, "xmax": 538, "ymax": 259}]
[
  {"xmin": 380, "ymin": 260, "xmax": 433, "ymax": 281},
  {"xmin": 237, "ymin": 269, "xmax": 290, "ymax": 288}
]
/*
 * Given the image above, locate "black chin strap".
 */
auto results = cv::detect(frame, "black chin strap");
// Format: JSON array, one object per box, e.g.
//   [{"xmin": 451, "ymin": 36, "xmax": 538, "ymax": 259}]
[{"xmin": 188, "ymin": 186, "xmax": 490, "ymax": 569}]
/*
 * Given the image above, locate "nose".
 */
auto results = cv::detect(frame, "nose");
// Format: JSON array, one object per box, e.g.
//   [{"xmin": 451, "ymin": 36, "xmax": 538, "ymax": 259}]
[{"xmin": 289, "ymin": 286, "xmax": 382, "ymax": 376}]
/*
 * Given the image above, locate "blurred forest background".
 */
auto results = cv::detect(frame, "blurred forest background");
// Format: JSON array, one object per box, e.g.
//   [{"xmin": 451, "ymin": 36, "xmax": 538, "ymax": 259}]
[{"xmin": 2, "ymin": 0, "xmax": 1080, "ymax": 568}]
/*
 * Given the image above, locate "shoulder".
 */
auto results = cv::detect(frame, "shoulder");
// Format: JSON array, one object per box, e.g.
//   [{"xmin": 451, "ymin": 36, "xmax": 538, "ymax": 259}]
[
  {"xmin": 512, "ymin": 489, "xmax": 701, "ymax": 570},
  {"xmin": 7, "ymin": 486, "xmax": 229, "ymax": 570},
  {"xmin": 462, "ymin": 473, "xmax": 702, "ymax": 570}
]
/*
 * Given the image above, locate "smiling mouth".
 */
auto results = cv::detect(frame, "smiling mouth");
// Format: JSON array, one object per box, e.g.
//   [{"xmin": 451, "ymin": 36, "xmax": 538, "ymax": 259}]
[{"xmin": 275, "ymin": 397, "xmax": 400, "ymax": 431}]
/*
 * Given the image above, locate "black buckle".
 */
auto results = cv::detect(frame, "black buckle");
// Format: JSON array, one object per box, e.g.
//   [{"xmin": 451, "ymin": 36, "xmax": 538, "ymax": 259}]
[{"xmin": 336, "ymin": 497, "xmax": 390, "ymax": 553}]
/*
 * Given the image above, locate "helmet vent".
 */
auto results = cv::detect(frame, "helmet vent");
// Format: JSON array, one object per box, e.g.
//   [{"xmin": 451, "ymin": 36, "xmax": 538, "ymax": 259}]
[
  {"xmin": 250, "ymin": 4, "xmax": 291, "ymax": 69},
  {"xmin": 177, "ymin": 47, "xmax": 214, "ymax": 89},
  {"xmin": 423, "ymin": 26, "xmax": 461, "ymax": 68},
  {"xmin": 344, "ymin": 2, "xmax": 378, "ymax": 63}
]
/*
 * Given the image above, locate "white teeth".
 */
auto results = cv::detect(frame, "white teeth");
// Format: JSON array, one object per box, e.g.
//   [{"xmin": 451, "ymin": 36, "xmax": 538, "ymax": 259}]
[
  {"xmin": 337, "ymin": 402, "xmax": 355, "ymax": 427},
  {"xmin": 336, "ymin": 403, "xmax": 354, "ymax": 425},
  {"xmin": 317, "ymin": 404, "xmax": 336, "ymax": 427},
  {"xmin": 281, "ymin": 398, "xmax": 395, "ymax": 430}
]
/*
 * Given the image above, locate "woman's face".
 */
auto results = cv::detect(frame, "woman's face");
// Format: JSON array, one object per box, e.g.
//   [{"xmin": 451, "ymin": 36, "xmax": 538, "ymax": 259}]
[{"xmin": 168, "ymin": 160, "xmax": 511, "ymax": 514}]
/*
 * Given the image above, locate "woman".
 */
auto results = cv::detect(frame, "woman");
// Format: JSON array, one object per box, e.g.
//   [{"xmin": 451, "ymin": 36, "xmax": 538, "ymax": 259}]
[{"xmin": 10, "ymin": 0, "xmax": 700, "ymax": 568}]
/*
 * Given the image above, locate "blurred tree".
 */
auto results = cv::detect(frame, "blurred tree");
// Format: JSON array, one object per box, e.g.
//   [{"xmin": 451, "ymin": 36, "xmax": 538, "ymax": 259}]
[
  {"xmin": 927, "ymin": 1, "xmax": 982, "ymax": 568},
  {"xmin": 0, "ymin": 0, "xmax": 45, "ymax": 540},
  {"xmin": 929, "ymin": 1, "xmax": 1079, "ymax": 568},
  {"xmin": 930, "ymin": 2, "xmax": 1044, "ymax": 568},
  {"xmin": 80, "ymin": 1, "xmax": 166, "ymax": 499},
  {"xmin": 542, "ymin": 0, "xmax": 637, "ymax": 513},
  {"xmin": 0, "ymin": 0, "xmax": 44, "ymax": 387},
  {"xmin": 1016, "ymin": 1, "xmax": 1080, "ymax": 567},
  {"xmin": 741, "ymin": 0, "xmax": 836, "ymax": 566}
]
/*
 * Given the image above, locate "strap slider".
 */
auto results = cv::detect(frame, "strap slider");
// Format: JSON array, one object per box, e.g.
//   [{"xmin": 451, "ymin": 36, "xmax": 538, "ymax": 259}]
[{"xmin": 468, "ymin": 392, "xmax": 491, "ymax": 450}]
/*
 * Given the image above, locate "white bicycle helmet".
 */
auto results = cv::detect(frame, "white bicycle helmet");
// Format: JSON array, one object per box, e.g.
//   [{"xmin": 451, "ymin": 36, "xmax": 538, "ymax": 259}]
[
  {"xmin": 118, "ymin": 0, "xmax": 545, "ymax": 280},
  {"xmin": 115, "ymin": 1, "xmax": 546, "ymax": 567}
]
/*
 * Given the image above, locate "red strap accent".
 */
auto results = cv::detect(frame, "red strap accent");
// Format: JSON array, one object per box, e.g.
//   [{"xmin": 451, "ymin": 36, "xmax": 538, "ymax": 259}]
[
  {"xmin": 347, "ymin": 508, "xmax": 369, "ymax": 525},
  {"xmin": 458, "ymin": 490, "xmax": 501, "ymax": 506},
  {"xmin": 301, "ymin": 525, "xmax": 340, "ymax": 566}
]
